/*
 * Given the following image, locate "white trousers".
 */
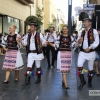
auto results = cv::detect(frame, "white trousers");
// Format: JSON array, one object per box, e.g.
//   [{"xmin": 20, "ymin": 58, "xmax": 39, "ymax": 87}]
[
  {"xmin": 27, "ymin": 54, "xmax": 41, "ymax": 68},
  {"xmin": 77, "ymin": 54, "xmax": 94, "ymax": 71}
]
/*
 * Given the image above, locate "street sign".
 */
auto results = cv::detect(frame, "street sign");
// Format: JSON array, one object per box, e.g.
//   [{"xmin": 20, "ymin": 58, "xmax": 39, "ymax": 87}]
[
  {"xmin": 75, "ymin": 9, "xmax": 92, "ymax": 16},
  {"xmin": 95, "ymin": 5, "xmax": 100, "ymax": 16},
  {"xmin": 83, "ymin": 4, "xmax": 96, "ymax": 10}
]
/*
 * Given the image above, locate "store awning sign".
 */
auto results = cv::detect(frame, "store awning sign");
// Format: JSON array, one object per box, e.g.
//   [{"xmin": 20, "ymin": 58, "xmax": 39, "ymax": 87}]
[
  {"xmin": 83, "ymin": 4, "xmax": 96, "ymax": 10},
  {"xmin": 95, "ymin": 5, "xmax": 100, "ymax": 16}
]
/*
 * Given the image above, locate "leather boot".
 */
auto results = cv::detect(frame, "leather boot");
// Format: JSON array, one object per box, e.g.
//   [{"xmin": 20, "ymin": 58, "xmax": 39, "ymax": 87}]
[
  {"xmin": 35, "ymin": 74, "xmax": 41, "ymax": 84},
  {"xmin": 88, "ymin": 77, "xmax": 92, "ymax": 88},
  {"xmin": 78, "ymin": 74, "xmax": 86, "ymax": 89},
  {"xmin": 87, "ymin": 70, "xmax": 95, "ymax": 88},
  {"xmin": 21, "ymin": 75, "xmax": 31, "ymax": 86}
]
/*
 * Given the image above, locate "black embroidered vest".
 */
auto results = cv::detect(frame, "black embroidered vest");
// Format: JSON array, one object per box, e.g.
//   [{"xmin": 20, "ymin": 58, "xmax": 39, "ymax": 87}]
[
  {"xmin": 7, "ymin": 34, "xmax": 18, "ymax": 50},
  {"xmin": 59, "ymin": 35, "xmax": 71, "ymax": 51},
  {"xmin": 27, "ymin": 32, "xmax": 42, "ymax": 54},
  {"xmin": 80, "ymin": 28, "xmax": 95, "ymax": 52}
]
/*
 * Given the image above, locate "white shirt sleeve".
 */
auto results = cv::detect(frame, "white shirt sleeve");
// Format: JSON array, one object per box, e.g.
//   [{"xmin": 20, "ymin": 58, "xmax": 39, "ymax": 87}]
[
  {"xmin": 21, "ymin": 34, "xmax": 28, "ymax": 46},
  {"xmin": 40, "ymin": 33, "xmax": 46, "ymax": 46},
  {"xmin": 4, "ymin": 35, "xmax": 8, "ymax": 41},
  {"xmin": 71, "ymin": 36, "xmax": 76, "ymax": 47},
  {"xmin": 77, "ymin": 32, "xmax": 82, "ymax": 42},
  {"xmin": 44, "ymin": 33, "xmax": 48, "ymax": 40},
  {"xmin": 54, "ymin": 36, "xmax": 60, "ymax": 50},
  {"xmin": 54, "ymin": 33, "xmax": 57, "ymax": 41},
  {"xmin": 89, "ymin": 29, "xmax": 99, "ymax": 49}
]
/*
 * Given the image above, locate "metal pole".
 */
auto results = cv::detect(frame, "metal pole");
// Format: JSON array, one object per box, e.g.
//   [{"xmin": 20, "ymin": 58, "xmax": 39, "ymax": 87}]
[
  {"xmin": 96, "ymin": 16, "xmax": 98, "ymax": 29},
  {"xmin": 68, "ymin": 0, "xmax": 72, "ymax": 35}
]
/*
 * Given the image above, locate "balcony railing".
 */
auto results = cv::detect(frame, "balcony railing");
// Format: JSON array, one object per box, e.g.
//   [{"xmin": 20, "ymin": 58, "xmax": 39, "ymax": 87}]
[{"xmin": 16, "ymin": 0, "xmax": 34, "ymax": 5}]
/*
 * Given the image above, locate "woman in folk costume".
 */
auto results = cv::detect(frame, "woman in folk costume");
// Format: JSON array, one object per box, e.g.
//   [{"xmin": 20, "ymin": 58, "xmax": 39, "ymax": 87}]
[
  {"xmin": 2, "ymin": 25, "xmax": 24, "ymax": 83},
  {"xmin": 49, "ymin": 25, "xmax": 72, "ymax": 89}
]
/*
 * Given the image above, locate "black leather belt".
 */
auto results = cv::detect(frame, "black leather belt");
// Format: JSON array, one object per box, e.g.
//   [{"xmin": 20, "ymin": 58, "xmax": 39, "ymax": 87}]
[
  {"xmin": 29, "ymin": 50, "xmax": 37, "ymax": 53},
  {"xmin": 81, "ymin": 49, "xmax": 94, "ymax": 53}
]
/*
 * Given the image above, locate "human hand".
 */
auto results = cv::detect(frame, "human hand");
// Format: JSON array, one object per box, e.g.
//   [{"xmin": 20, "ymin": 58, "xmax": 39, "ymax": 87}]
[
  {"xmin": 85, "ymin": 48, "xmax": 90, "ymax": 53},
  {"xmin": 78, "ymin": 37, "xmax": 83, "ymax": 44}
]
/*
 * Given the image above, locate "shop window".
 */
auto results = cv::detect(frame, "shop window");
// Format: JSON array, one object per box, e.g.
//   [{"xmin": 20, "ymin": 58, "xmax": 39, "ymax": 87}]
[{"xmin": 3, "ymin": 16, "xmax": 20, "ymax": 33}]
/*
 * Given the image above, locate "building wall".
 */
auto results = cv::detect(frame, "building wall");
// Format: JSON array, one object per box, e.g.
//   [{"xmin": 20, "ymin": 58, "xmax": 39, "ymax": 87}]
[
  {"xmin": 44, "ymin": 0, "xmax": 50, "ymax": 29},
  {"xmin": 97, "ymin": 0, "xmax": 100, "ymax": 4},
  {"xmin": 0, "ymin": 0, "xmax": 35, "ymax": 34},
  {"xmin": 44, "ymin": 0, "xmax": 57, "ymax": 30},
  {"xmin": 57, "ymin": 9, "xmax": 65, "ymax": 31}
]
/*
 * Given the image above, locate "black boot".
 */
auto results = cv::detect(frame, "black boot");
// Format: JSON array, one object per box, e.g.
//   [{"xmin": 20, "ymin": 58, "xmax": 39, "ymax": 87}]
[
  {"xmin": 35, "ymin": 67, "xmax": 42, "ymax": 84},
  {"xmin": 35, "ymin": 74, "xmax": 41, "ymax": 84},
  {"xmin": 21, "ymin": 75, "xmax": 31, "ymax": 86},
  {"xmin": 88, "ymin": 78, "xmax": 92, "ymax": 88},
  {"xmin": 87, "ymin": 70, "xmax": 94, "ymax": 88},
  {"xmin": 78, "ymin": 74, "xmax": 86, "ymax": 89}
]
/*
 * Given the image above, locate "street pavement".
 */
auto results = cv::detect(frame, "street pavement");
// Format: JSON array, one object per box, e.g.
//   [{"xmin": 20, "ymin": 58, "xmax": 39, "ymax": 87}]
[{"xmin": 0, "ymin": 49, "xmax": 100, "ymax": 100}]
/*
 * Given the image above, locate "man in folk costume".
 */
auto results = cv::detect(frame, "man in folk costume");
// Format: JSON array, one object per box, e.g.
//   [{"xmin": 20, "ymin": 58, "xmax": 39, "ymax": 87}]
[
  {"xmin": 44, "ymin": 27, "xmax": 57, "ymax": 68},
  {"xmin": 75, "ymin": 18, "xmax": 99, "ymax": 89},
  {"xmin": 22, "ymin": 22, "xmax": 47, "ymax": 86}
]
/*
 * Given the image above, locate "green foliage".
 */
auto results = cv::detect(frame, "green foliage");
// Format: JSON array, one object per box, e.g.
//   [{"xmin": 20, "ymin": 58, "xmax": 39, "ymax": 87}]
[
  {"xmin": 36, "ymin": 7, "xmax": 43, "ymax": 21},
  {"xmin": 25, "ymin": 7, "xmax": 43, "ymax": 31},
  {"xmin": 79, "ymin": 12, "xmax": 89, "ymax": 21}
]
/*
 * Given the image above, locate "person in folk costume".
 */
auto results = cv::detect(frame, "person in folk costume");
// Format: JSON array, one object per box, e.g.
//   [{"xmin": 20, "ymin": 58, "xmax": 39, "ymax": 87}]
[
  {"xmin": 75, "ymin": 18, "xmax": 99, "ymax": 89},
  {"xmin": 22, "ymin": 29, "xmax": 31, "ymax": 56},
  {"xmin": 94, "ymin": 29, "xmax": 100, "ymax": 76},
  {"xmin": 42, "ymin": 30, "xmax": 49, "ymax": 57},
  {"xmin": 2, "ymin": 25, "xmax": 24, "ymax": 83},
  {"xmin": 55, "ymin": 32, "xmax": 61, "ymax": 60},
  {"xmin": 22, "ymin": 29, "xmax": 35, "ymax": 70},
  {"xmin": 50, "ymin": 25, "xmax": 72, "ymax": 89},
  {"xmin": 44, "ymin": 27, "xmax": 57, "ymax": 69},
  {"xmin": 21, "ymin": 22, "xmax": 48, "ymax": 86}
]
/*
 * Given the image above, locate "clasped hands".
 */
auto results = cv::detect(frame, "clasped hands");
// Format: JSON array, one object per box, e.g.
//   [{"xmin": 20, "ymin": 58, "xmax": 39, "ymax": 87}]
[{"xmin": 44, "ymin": 41, "xmax": 54, "ymax": 47}]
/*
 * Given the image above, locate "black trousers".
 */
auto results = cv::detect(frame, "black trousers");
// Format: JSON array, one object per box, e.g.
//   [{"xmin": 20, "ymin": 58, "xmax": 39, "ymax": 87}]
[
  {"xmin": 42, "ymin": 47, "xmax": 46, "ymax": 56},
  {"xmin": 46, "ymin": 45, "xmax": 55, "ymax": 66}
]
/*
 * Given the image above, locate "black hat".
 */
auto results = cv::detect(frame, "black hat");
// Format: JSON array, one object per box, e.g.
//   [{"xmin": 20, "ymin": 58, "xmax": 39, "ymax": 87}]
[
  {"xmin": 83, "ymin": 18, "xmax": 92, "ymax": 22},
  {"xmin": 29, "ymin": 22, "xmax": 38, "ymax": 27}
]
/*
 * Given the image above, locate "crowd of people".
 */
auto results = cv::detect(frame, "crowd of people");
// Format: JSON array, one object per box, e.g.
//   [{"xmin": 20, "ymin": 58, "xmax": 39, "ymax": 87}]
[{"xmin": 0, "ymin": 17, "xmax": 100, "ymax": 91}]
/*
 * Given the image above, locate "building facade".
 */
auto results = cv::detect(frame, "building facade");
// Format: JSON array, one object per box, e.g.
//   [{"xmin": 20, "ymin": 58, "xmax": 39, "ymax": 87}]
[
  {"xmin": 44, "ymin": 0, "xmax": 57, "ymax": 30},
  {"xmin": 0, "ymin": 0, "xmax": 34, "ymax": 34},
  {"xmin": 89, "ymin": 0, "xmax": 100, "ymax": 29},
  {"xmin": 57, "ymin": 9, "xmax": 65, "ymax": 32}
]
